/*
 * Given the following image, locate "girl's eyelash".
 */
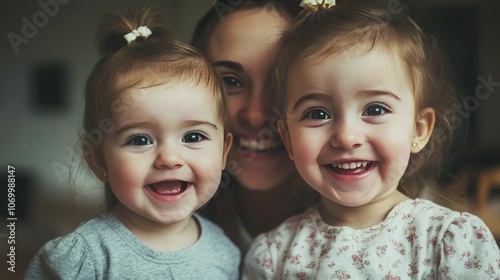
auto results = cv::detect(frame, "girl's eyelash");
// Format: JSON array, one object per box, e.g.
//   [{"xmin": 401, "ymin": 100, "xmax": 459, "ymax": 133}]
[
  {"xmin": 125, "ymin": 134, "xmax": 153, "ymax": 146},
  {"xmin": 192, "ymin": 131, "xmax": 209, "ymax": 138},
  {"xmin": 362, "ymin": 102, "xmax": 393, "ymax": 117},
  {"xmin": 183, "ymin": 131, "xmax": 209, "ymax": 143},
  {"xmin": 372, "ymin": 102, "xmax": 392, "ymax": 111},
  {"xmin": 299, "ymin": 103, "xmax": 392, "ymax": 120},
  {"xmin": 368, "ymin": 102, "xmax": 392, "ymax": 112},
  {"xmin": 301, "ymin": 107, "xmax": 331, "ymax": 120}
]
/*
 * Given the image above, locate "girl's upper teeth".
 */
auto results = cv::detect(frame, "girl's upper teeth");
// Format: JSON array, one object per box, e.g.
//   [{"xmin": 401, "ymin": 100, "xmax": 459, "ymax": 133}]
[{"xmin": 333, "ymin": 161, "xmax": 369, "ymax": 169}]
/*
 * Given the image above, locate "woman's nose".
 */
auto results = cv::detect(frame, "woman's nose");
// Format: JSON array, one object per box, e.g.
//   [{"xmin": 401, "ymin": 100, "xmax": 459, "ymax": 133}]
[{"xmin": 238, "ymin": 87, "xmax": 271, "ymax": 128}]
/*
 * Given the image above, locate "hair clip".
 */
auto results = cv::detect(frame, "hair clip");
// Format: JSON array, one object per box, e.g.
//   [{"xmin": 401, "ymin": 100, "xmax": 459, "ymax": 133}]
[
  {"xmin": 300, "ymin": 0, "xmax": 336, "ymax": 10},
  {"xmin": 124, "ymin": 26, "xmax": 152, "ymax": 44}
]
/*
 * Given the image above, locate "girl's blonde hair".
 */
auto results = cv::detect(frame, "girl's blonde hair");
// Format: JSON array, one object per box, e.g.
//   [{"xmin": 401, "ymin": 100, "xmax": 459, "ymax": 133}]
[
  {"xmin": 82, "ymin": 7, "xmax": 228, "ymax": 207},
  {"xmin": 274, "ymin": 0, "xmax": 461, "ymax": 200}
]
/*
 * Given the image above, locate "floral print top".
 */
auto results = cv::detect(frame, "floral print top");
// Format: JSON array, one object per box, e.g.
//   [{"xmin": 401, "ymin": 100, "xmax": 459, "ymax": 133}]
[{"xmin": 243, "ymin": 199, "xmax": 500, "ymax": 280}]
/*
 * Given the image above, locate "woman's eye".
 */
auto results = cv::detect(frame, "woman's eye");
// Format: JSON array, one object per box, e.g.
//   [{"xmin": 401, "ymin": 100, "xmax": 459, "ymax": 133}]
[
  {"xmin": 304, "ymin": 108, "xmax": 331, "ymax": 120},
  {"xmin": 222, "ymin": 76, "xmax": 243, "ymax": 88},
  {"xmin": 183, "ymin": 132, "xmax": 206, "ymax": 143},
  {"xmin": 363, "ymin": 104, "xmax": 390, "ymax": 116},
  {"xmin": 127, "ymin": 135, "xmax": 152, "ymax": 146}
]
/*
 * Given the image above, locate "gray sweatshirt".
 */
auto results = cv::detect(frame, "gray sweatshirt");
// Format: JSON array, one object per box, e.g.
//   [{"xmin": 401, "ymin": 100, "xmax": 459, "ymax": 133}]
[{"xmin": 24, "ymin": 212, "xmax": 240, "ymax": 279}]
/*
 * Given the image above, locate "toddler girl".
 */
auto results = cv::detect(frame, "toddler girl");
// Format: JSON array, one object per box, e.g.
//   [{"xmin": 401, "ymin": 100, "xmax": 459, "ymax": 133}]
[{"xmin": 25, "ymin": 7, "xmax": 239, "ymax": 279}]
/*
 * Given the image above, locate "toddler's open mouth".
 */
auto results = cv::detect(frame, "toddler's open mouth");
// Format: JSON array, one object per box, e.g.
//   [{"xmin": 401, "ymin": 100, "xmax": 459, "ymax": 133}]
[
  {"xmin": 329, "ymin": 161, "xmax": 373, "ymax": 175},
  {"xmin": 148, "ymin": 181, "xmax": 188, "ymax": 195}
]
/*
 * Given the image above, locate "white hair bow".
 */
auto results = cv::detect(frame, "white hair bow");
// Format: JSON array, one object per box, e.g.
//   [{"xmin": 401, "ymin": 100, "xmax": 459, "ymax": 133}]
[
  {"xmin": 124, "ymin": 26, "xmax": 152, "ymax": 44},
  {"xmin": 300, "ymin": 0, "xmax": 336, "ymax": 9}
]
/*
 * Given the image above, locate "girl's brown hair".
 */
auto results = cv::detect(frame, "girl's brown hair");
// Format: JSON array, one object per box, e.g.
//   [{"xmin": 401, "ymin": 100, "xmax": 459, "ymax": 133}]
[
  {"xmin": 275, "ymin": 0, "xmax": 461, "ymax": 201},
  {"xmin": 82, "ymin": 7, "xmax": 228, "ymax": 207}
]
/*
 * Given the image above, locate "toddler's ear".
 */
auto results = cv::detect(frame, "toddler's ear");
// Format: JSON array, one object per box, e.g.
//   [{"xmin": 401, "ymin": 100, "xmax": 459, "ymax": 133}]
[
  {"xmin": 411, "ymin": 108, "xmax": 436, "ymax": 153},
  {"xmin": 84, "ymin": 143, "xmax": 108, "ymax": 182},
  {"xmin": 277, "ymin": 120, "xmax": 294, "ymax": 161}
]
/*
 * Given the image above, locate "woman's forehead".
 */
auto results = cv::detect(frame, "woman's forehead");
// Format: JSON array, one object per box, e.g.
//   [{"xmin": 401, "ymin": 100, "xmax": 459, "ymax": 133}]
[{"xmin": 207, "ymin": 9, "xmax": 289, "ymax": 56}]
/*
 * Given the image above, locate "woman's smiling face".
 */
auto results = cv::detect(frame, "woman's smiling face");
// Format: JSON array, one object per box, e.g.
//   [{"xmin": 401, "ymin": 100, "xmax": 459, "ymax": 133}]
[{"xmin": 207, "ymin": 9, "xmax": 296, "ymax": 190}]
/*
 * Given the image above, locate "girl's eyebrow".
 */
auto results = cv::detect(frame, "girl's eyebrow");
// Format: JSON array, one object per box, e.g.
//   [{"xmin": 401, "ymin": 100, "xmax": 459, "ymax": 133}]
[
  {"xmin": 115, "ymin": 121, "xmax": 154, "ymax": 136},
  {"xmin": 213, "ymin": 60, "xmax": 244, "ymax": 72},
  {"xmin": 114, "ymin": 120, "xmax": 218, "ymax": 136},
  {"xmin": 358, "ymin": 90, "xmax": 401, "ymax": 101},
  {"xmin": 292, "ymin": 90, "xmax": 402, "ymax": 112},
  {"xmin": 292, "ymin": 92, "xmax": 329, "ymax": 111},
  {"xmin": 183, "ymin": 120, "xmax": 218, "ymax": 130}
]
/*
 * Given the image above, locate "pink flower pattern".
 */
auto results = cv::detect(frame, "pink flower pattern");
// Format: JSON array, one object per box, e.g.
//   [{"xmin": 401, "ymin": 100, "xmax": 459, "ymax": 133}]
[{"xmin": 242, "ymin": 199, "xmax": 500, "ymax": 279}]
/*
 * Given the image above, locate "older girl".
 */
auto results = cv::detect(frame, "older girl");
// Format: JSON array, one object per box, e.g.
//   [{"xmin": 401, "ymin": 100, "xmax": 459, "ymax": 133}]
[{"xmin": 243, "ymin": 0, "xmax": 500, "ymax": 278}]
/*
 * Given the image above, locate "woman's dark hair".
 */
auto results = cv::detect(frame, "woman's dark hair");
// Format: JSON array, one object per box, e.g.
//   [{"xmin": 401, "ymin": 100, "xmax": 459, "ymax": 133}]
[{"xmin": 191, "ymin": 0, "xmax": 302, "ymax": 54}]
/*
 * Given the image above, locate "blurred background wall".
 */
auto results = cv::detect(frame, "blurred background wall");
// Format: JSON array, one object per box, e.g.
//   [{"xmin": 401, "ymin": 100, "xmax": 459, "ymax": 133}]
[{"xmin": 0, "ymin": 0, "xmax": 499, "ymax": 278}]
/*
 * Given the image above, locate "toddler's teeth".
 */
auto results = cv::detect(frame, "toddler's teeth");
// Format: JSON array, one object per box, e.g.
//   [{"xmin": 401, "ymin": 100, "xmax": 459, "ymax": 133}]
[{"xmin": 332, "ymin": 161, "xmax": 370, "ymax": 169}]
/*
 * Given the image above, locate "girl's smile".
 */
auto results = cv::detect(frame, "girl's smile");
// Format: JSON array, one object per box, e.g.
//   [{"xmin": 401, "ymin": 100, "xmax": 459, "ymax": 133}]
[
  {"xmin": 326, "ymin": 160, "xmax": 375, "ymax": 175},
  {"xmin": 329, "ymin": 160, "xmax": 373, "ymax": 173},
  {"xmin": 148, "ymin": 181, "xmax": 188, "ymax": 195},
  {"xmin": 322, "ymin": 160, "xmax": 377, "ymax": 184},
  {"xmin": 145, "ymin": 180, "xmax": 192, "ymax": 202}
]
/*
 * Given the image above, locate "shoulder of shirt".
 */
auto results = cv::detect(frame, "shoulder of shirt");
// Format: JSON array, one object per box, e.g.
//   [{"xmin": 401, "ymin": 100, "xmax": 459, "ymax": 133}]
[
  {"xmin": 195, "ymin": 213, "xmax": 239, "ymax": 247},
  {"xmin": 409, "ymin": 198, "xmax": 492, "ymax": 232}
]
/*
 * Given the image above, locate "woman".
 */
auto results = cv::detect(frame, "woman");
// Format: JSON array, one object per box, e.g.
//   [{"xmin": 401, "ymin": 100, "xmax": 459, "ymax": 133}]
[{"xmin": 192, "ymin": 0, "xmax": 318, "ymax": 254}]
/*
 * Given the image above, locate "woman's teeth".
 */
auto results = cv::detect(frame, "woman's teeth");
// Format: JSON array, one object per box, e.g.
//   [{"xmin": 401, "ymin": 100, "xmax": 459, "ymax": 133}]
[
  {"xmin": 238, "ymin": 138, "xmax": 283, "ymax": 151},
  {"xmin": 332, "ymin": 161, "xmax": 369, "ymax": 170}
]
